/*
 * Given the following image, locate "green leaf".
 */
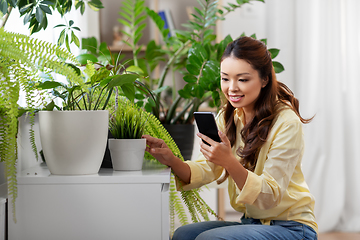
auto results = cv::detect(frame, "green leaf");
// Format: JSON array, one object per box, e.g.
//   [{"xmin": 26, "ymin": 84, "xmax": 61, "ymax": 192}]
[
  {"xmin": 260, "ymin": 38, "xmax": 267, "ymax": 45},
  {"xmin": 108, "ymin": 74, "xmax": 139, "ymax": 89},
  {"xmin": 37, "ymin": 81, "xmax": 64, "ymax": 90},
  {"xmin": 126, "ymin": 65, "xmax": 144, "ymax": 75},
  {"xmin": 54, "ymin": 24, "xmax": 66, "ymax": 28},
  {"xmin": 273, "ymin": 61, "xmax": 285, "ymax": 73},
  {"xmin": 268, "ymin": 48, "xmax": 280, "ymax": 59},
  {"xmin": 45, "ymin": 100, "xmax": 56, "ymax": 111},
  {"xmin": 82, "ymin": 37, "xmax": 98, "ymax": 55},
  {"xmin": 190, "ymin": 43, "xmax": 208, "ymax": 62},
  {"xmin": 39, "ymin": 4, "xmax": 52, "ymax": 14},
  {"xmin": 57, "ymin": 29, "xmax": 66, "ymax": 46},
  {"xmin": 183, "ymin": 75, "xmax": 197, "ymax": 83},
  {"xmin": 35, "ymin": 7, "xmax": 44, "ymax": 23},
  {"xmin": 191, "ymin": 84, "xmax": 204, "ymax": 99},
  {"xmin": 186, "ymin": 64, "xmax": 199, "ymax": 75},
  {"xmin": 19, "ymin": 3, "xmax": 33, "ymax": 14},
  {"xmin": 0, "ymin": 1, "xmax": 8, "ymax": 15},
  {"xmin": 71, "ymin": 31, "xmax": 80, "ymax": 47},
  {"xmin": 76, "ymin": 54, "xmax": 98, "ymax": 65},
  {"xmin": 65, "ymin": 34, "xmax": 70, "ymax": 52},
  {"xmin": 121, "ymin": 83, "xmax": 136, "ymax": 102},
  {"xmin": 88, "ymin": 0, "xmax": 104, "ymax": 10}
]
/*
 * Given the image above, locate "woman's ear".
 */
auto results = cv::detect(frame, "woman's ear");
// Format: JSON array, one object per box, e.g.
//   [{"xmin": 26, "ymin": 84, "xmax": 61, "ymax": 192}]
[{"xmin": 262, "ymin": 77, "xmax": 269, "ymax": 88}]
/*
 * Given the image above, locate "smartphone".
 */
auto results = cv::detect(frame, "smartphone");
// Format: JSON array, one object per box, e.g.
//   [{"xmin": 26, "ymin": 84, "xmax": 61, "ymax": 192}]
[{"xmin": 194, "ymin": 112, "xmax": 221, "ymax": 146}]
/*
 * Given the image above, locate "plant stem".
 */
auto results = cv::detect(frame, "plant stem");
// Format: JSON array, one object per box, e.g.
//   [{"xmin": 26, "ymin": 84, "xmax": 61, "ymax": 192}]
[
  {"xmin": 155, "ymin": 40, "xmax": 191, "ymax": 119},
  {"xmin": 1, "ymin": 7, "xmax": 13, "ymax": 28}
]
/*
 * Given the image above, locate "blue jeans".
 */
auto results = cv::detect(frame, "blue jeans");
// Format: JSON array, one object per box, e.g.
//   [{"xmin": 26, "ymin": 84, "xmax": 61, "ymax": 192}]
[{"xmin": 172, "ymin": 217, "xmax": 318, "ymax": 240}]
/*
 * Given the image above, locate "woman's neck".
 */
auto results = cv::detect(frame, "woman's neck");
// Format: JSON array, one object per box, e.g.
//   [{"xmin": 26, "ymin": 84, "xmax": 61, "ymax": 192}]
[{"xmin": 242, "ymin": 107, "xmax": 255, "ymax": 125}]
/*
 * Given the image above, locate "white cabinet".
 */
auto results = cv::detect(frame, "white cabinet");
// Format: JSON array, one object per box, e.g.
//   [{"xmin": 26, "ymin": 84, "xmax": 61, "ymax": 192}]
[{"xmin": 9, "ymin": 164, "xmax": 171, "ymax": 240}]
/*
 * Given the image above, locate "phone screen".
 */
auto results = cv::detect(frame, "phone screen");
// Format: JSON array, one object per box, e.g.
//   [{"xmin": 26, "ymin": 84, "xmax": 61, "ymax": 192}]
[{"xmin": 194, "ymin": 112, "xmax": 221, "ymax": 146}]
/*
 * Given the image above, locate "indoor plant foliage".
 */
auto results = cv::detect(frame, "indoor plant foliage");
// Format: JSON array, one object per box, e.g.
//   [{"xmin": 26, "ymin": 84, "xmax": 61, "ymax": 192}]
[
  {"xmin": 36, "ymin": 61, "xmax": 142, "ymax": 175},
  {"xmin": 0, "ymin": 0, "xmax": 104, "ymax": 51},
  {"xmin": 108, "ymin": 98, "xmax": 147, "ymax": 171},
  {"xmin": 0, "ymin": 28, "xmax": 84, "ymax": 221},
  {"xmin": 109, "ymin": 97, "xmax": 147, "ymax": 140},
  {"xmin": 119, "ymin": 0, "xmax": 278, "ymax": 125}
]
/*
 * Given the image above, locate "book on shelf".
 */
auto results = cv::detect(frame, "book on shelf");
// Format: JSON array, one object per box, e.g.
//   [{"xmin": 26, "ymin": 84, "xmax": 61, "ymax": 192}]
[{"xmin": 158, "ymin": 9, "xmax": 175, "ymax": 38}]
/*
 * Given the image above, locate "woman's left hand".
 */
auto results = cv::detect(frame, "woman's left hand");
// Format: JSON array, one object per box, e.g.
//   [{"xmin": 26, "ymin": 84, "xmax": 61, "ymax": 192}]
[{"xmin": 197, "ymin": 131, "xmax": 238, "ymax": 169}]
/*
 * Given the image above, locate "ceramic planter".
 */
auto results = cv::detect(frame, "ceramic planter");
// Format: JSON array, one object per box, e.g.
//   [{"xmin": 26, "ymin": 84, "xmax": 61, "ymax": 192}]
[
  {"xmin": 108, "ymin": 138, "xmax": 146, "ymax": 171},
  {"xmin": 39, "ymin": 110, "xmax": 109, "ymax": 175}
]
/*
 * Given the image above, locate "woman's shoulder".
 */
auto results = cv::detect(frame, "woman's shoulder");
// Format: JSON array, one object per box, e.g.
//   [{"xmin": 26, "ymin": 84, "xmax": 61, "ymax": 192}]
[{"xmin": 274, "ymin": 103, "xmax": 302, "ymax": 127}]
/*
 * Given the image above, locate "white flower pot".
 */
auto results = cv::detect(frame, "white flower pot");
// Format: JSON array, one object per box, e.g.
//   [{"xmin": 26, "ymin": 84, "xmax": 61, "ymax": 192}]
[
  {"xmin": 39, "ymin": 110, "xmax": 109, "ymax": 175},
  {"xmin": 108, "ymin": 138, "xmax": 146, "ymax": 171}
]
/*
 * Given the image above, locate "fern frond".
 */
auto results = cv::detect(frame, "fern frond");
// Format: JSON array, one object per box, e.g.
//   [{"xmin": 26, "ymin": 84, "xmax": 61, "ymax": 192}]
[
  {"xmin": 143, "ymin": 111, "xmax": 184, "ymax": 161},
  {"xmin": 141, "ymin": 109, "xmax": 220, "ymax": 235},
  {"xmin": 0, "ymin": 28, "xmax": 88, "ymax": 223}
]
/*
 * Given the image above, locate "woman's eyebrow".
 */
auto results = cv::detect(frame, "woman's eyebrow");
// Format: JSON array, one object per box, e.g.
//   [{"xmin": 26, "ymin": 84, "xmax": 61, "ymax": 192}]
[{"xmin": 220, "ymin": 72, "xmax": 250, "ymax": 76}]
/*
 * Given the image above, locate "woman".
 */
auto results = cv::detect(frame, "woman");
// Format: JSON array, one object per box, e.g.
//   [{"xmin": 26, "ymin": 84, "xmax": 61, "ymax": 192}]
[{"xmin": 142, "ymin": 36, "xmax": 318, "ymax": 240}]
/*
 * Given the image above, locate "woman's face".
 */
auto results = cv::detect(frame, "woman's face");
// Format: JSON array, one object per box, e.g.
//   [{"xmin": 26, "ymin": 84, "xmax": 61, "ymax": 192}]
[{"xmin": 220, "ymin": 56, "xmax": 267, "ymax": 114}]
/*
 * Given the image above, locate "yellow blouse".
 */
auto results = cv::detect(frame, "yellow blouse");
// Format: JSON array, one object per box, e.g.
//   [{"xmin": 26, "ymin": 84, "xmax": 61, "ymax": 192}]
[{"xmin": 177, "ymin": 107, "xmax": 318, "ymax": 233}]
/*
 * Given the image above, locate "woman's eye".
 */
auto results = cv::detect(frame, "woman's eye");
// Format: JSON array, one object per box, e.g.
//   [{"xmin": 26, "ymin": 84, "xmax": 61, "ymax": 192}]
[
  {"xmin": 221, "ymin": 77, "xmax": 229, "ymax": 81},
  {"xmin": 239, "ymin": 79, "xmax": 248, "ymax": 82}
]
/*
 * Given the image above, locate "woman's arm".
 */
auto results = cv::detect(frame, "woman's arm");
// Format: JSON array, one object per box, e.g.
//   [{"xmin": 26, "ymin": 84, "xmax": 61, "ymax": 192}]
[
  {"xmin": 142, "ymin": 134, "xmax": 191, "ymax": 184},
  {"xmin": 197, "ymin": 131, "xmax": 248, "ymax": 190}
]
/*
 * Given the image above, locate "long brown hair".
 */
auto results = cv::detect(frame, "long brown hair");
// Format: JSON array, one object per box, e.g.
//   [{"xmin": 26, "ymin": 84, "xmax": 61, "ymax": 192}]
[{"xmin": 217, "ymin": 36, "xmax": 312, "ymax": 184}]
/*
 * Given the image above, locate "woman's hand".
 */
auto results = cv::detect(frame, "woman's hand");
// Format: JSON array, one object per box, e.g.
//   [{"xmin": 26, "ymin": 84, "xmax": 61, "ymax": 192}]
[
  {"xmin": 142, "ymin": 134, "xmax": 191, "ymax": 184},
  {"xmin": 142, "ymin": 135, "xmax": 175, "ymax": 167},
  {"xmin": 197, "ymin": 131, "xmax": 238, "ymax": 170},
  {"xmin": 197, "ymin": 131, "xmax": 248, "ymax": 190}
]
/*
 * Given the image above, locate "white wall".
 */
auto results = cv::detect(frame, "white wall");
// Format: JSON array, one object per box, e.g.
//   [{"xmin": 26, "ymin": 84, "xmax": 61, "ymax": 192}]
[{"xmin": 221, "ymin": 0, "xmax": 296, "ymax": 91}]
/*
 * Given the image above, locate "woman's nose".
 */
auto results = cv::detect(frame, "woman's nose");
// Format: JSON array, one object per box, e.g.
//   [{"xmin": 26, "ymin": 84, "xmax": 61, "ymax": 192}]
[{"xmin": 229, "ymin": 80, "xmax": 239, "ymax": 91}]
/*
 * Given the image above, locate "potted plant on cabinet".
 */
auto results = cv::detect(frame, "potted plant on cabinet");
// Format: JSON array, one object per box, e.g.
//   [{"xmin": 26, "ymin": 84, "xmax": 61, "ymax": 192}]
[
  {"xmin": 108, "ymin": 97, "xmax": 147, "ymax": 171},
  {"xmin": 0, "ymin": 28, "xmax": 89, "ymax": 220},
  {"xmin": 0, "ymin": 0, "xmax": 106, "ymax": 221}
]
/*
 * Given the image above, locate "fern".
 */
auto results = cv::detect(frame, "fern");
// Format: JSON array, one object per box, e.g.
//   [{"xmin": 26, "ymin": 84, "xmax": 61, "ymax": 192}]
[
  {"xmin": 142, "ymin": 110, "xmax": 219, "ymax": 236},
  {"xmin": 0, "ymin": 28, "xmax": 83, "ymax": 222}
]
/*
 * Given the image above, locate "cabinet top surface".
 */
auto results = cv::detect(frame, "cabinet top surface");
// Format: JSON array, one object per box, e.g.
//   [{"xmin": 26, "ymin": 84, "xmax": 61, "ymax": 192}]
[{"xmin": 18, "ymin": 164, "xmax": 171, "ymax": 185}]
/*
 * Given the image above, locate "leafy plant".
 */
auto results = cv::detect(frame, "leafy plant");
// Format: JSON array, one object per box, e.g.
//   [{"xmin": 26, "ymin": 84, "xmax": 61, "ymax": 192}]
[
  {"xmin": 109, "ymin": 98, "xmax": 147, "ymax": 139},
  {"xmin": 121, "ymin": 0, "xmax": 282, "ymax": 125},
  {"xmin": 0, "ymin": 0, "xmax": 104, "ymax": 51},
  {"xmin": 36, "ymin": 61, "xmax": 140, "ymax": 111},
  {"xmin": 0, "ymin": 28, "xmax": 84, "ymax": 221}
]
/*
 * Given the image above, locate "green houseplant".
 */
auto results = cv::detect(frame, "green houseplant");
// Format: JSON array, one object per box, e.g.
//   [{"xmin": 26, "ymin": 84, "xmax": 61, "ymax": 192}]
[
  {"xmin": 0, "ymin": 28, "xmax": 85, "ymax": 220},
  {"xmin": 36, "ymin": 61, "xmax": 141, "ymax": 175},
  {"xmin": 118, "ymin": 0, "xmax": 282, "ymax": 125},
  {"xmin": 0, "ymin": 27, "xmax": 141, "ymax": 219},
  {"xmin": 108, "ymin": 97, "xmax": 147, "ymax": 171},
  {"xmin": 0, "ymin": 0, "xmax": 104, "ymax": 51},
  {"xmin": 115, "ymin": 0, "xmax": 284, "ymax": 160}
]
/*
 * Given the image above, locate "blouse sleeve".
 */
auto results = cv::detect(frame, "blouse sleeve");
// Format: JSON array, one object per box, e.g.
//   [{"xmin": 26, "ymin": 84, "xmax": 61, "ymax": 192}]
[
  {"xmin": 175, "ymin": 113, "xmax": 227, "ymax": 191},
  {"xmin": 175, "ymin": 153, "xmax": 225, "ymax": 191},
  {"xmin": 233, "ymin": 119, "xmax": 304, "ymax": 209}
]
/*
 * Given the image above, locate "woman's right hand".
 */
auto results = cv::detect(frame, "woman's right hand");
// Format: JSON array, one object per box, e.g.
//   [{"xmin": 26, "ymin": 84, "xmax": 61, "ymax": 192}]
[
  {"xmin": 142, "ymin": 134, "xmax": 191, "ymax": 184},
  {"xmin": 141, "ymin": 134, "xmax": 177, "ymax": 167}
]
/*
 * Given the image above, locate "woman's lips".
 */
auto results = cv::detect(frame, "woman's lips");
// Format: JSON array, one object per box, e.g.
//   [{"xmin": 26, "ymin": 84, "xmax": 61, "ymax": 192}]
[{"xmin": 229, "ymin": 95, "xmax": 244, "ymax": 102}]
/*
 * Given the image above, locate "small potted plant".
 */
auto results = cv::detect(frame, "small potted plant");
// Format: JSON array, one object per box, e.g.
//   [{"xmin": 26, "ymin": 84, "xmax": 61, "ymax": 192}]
[{"xmin": 108, "ymin": 98, "xmax": 147, "ymax": 171}]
